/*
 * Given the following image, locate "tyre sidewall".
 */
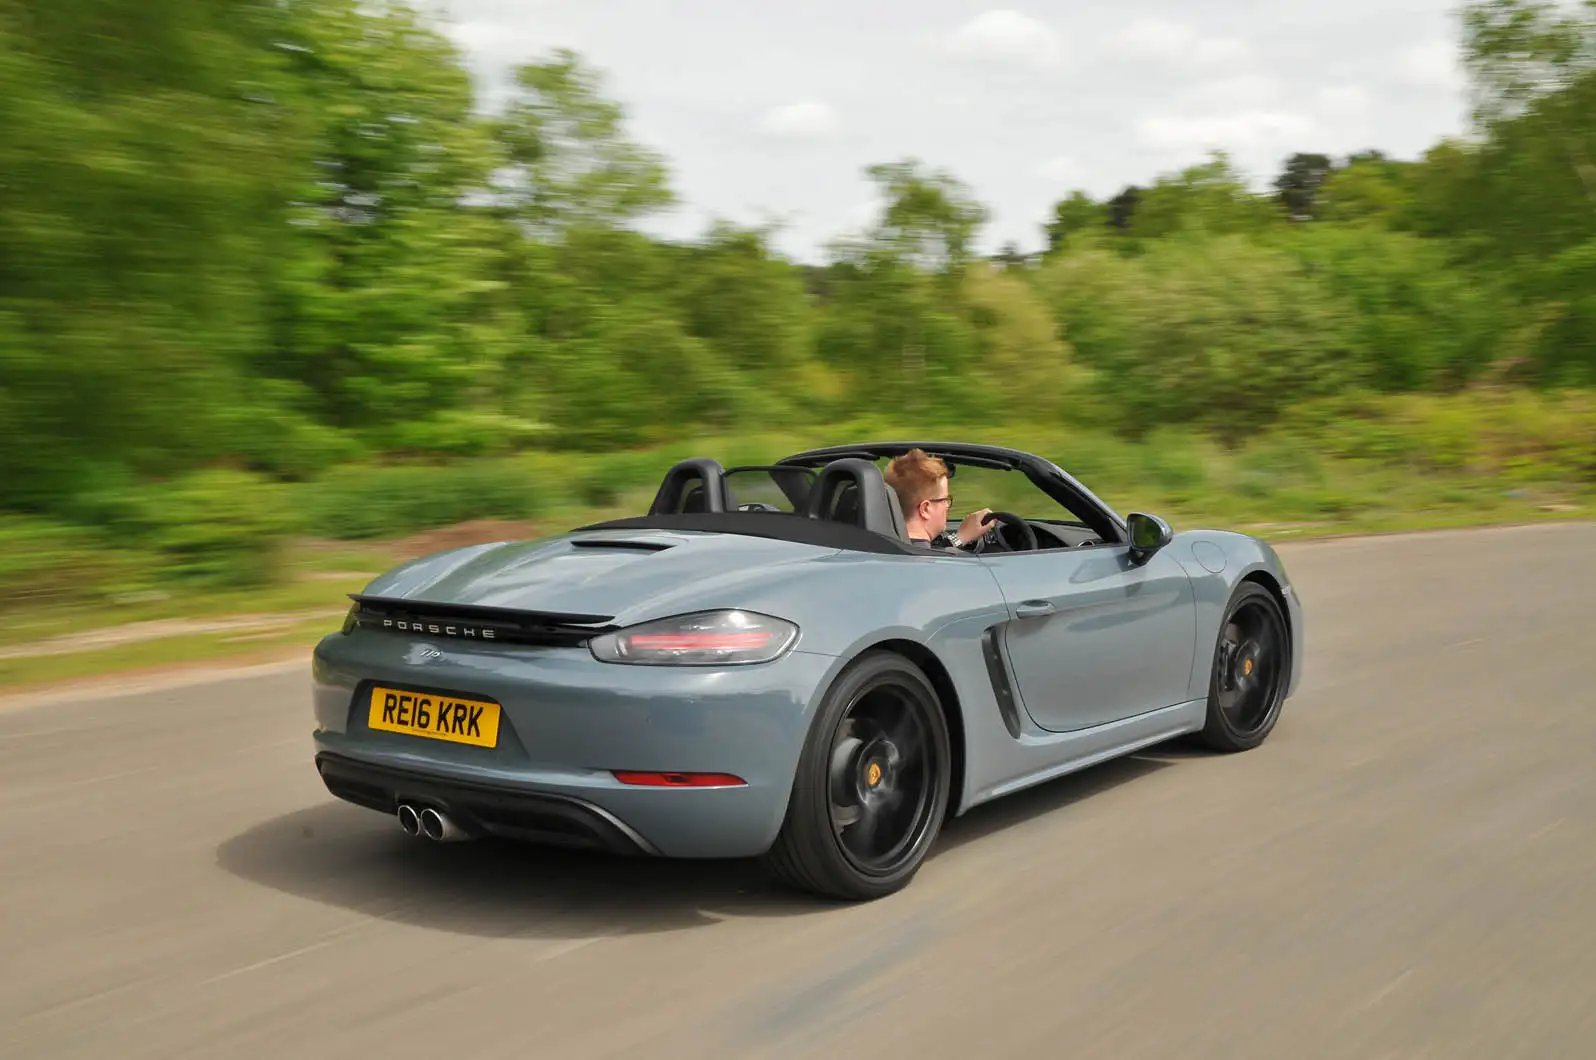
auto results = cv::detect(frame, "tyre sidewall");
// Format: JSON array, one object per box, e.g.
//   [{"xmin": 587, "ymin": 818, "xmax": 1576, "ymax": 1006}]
[{"xmin": 784, "ymin": 650, "xmax": 953, "ymax": 898}]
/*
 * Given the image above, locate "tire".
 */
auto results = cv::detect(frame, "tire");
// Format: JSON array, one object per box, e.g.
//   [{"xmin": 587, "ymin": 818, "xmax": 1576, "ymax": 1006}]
[
  {"xmin": 763, "ymin": 650, "xmax": 953, "ymax": 901},
  {"xmin": 1193, "ymin": 581, "xmax": 1291, "ymax": 753}
]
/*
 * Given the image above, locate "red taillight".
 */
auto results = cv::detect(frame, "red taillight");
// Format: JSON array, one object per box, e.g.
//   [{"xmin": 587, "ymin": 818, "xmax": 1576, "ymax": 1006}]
[
  {"xmin": 624, "ymin": 632, "xmax": 774, "ymax": 651},
  {"xmin": 612, "ymin": 771, "xmax": 747, "ymax": 788}
]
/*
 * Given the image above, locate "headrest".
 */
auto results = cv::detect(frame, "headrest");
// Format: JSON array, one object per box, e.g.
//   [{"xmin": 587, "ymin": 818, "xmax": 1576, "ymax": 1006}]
[
  {"xmin": 804, "ymin": 458, "xmax": 908, "ymax": 541},
  {"xmin": 649, "ymin": 459, "xmax": 727, "ymax": 515},
  {"xmin": 884, "ymin": 485, "xmax": 908, "ymax": 537}
]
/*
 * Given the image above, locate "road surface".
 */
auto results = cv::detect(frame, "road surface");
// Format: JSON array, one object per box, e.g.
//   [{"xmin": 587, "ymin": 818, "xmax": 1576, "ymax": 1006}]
[{"xmin": 4, "ymin": 523, "xmax": 1594, "ymax": 1059}]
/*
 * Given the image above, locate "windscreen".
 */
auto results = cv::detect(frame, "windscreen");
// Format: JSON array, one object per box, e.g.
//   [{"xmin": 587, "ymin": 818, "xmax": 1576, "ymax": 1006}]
[
  {"xmin": 723, "ymin": 466, "xmax": 814, "ymax": 513},
  {"xmin": 926, "ymin": 463, "xmax": 1048, "ymax": 518}
]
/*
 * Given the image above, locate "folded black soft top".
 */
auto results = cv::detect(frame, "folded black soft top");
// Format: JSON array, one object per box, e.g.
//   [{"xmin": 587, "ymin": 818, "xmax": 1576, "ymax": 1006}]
[{"xmin": 575, "ymin": 511, "xmax": 926, "ymax": 556}]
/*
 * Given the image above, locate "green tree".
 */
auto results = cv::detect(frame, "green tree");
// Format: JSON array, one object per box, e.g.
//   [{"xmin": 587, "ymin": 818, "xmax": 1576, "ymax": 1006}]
[
  {"xmin": 809, "ymin": 160, "xmax": 993, "ymax": 415},
  {"xmin": 492, "ymin": 48, "xmax": 675, "ymax": 236},
  {"xmin": 1039, "ymin": 236, "xmax": 1362, "ymax": 443},
  {"xmin": 1315, "ymin": 151, "xmax": 1415, "ymax": 226},
  {"xmin": 261, "ymin": 0, "xmax": 526, "ymax": 451},
  {"xmin": 853, "ymin": 159, "xmax": 991, "ymax": 275},
  {"xmin": 672, "ymin": 221, "xmax": 815, "ymax": 380},
  {"xmin": 1281, "ymin": 224, "xmax": 1509, "ymax": 389},
  {"xmin": 1440, "ymin": 0, "xmax": 1596, "ymax": 380},
  {"xmin": 961, "ymin": 263, "xmax": 1090, "ymax": 420},
  {"xmin": 1043, "ymin": 191, "xmax": 1105, "ymax": 254},
  {"xmin": 1129, "ymin": 153, "xmax": 1276, "ymax": 239},
  {"xmin": 1275, "ymin": 152, "xmax": 1336, "ymax": 220},
  {"xmin": 0, "ymin": 0, "xmax": 309, "ymax": 506},
  {"xmin": 1106, "ymin": 186, "xmax": 1142, "ymax": 231}
]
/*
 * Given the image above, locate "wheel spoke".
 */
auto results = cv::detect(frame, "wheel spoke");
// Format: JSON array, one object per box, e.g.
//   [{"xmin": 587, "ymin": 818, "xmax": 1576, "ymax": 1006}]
[
  {"xmin": 829, "ymin": 735, "xmax": 863, "ymax": 808},
  {"xmin": 883, "ymin": 715, "xmax": 923, "ymax": 772},
  {"xmin": 825, "ymin": 679, "xmax": 942, "ymax": 876},
  {"xmin": 882, "ymin": 711, "xmax": 918, "ymax": 755},
  {"xmin": 848, "ymin": 804, "xmax": 883, "ymax": 857}
]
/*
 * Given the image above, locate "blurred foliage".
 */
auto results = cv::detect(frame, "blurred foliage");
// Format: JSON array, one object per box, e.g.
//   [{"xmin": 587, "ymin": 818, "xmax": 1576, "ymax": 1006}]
[
  {"xmin": 1039, "ymin": 232, "xmax": 1364, "ymax": 444},
  {"xmin": 297, "ymin": 460, "xmax": 548, "ymax": 540},
  {"xmin": 117, "ymin": 469, "xmax": 294, "ymax": 588},
  {"xmin": 2, "ymin": 0, "xmax": 1595, "ymax": 611}
]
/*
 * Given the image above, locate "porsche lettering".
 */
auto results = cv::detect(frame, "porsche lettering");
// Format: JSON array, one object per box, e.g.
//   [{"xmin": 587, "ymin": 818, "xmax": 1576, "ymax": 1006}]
[{"xmin": 382, "ymin": 618, "xmax": 496, "ymax": 639}]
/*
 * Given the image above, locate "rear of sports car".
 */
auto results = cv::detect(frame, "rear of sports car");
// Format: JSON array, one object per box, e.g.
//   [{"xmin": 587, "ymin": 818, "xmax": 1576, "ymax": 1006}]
[{"xmin": 310, "ymin": 535, "xmax": 844, "ymax": 859}]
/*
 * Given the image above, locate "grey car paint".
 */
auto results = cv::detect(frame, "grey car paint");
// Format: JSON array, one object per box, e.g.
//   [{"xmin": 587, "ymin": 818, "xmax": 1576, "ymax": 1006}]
[
  {"xmin": 982, "ymin": 545, "xmax": 1199, "ymax": 733},
  {"xmin": 310, "ymin": 446, "xmax": 1305, "ymax": 861}
]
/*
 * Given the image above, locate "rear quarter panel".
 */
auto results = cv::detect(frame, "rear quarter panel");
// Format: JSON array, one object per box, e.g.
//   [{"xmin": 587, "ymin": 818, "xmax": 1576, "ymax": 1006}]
[{"xmin": 668, "ymin": 548, "xmax": 1023, "ymax": 813}]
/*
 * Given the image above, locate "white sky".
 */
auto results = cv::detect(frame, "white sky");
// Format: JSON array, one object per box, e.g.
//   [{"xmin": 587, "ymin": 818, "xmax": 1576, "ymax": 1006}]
[{"xmin": 439, "ymin": 1, "xmax": 1472, "ymax": 262}]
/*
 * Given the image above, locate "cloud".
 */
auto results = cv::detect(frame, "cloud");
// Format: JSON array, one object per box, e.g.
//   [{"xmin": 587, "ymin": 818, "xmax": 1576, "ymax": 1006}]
[
  {"xmin": 1111, "ymin": 17, "xmax": 1251, "ymax": 69},
  {"xmin": 1132, "ymin": 62, "xmax": 1316, "ymax": 180},
  {"xmin": 1311, "ymin": 85, "xmax": 1376, "ymax": 154},
  {"xmin": 1186, "ymin": 73, "xmax": 1285, "ymax": 111},
  {"xmin": 1136, "ymin": 109, "xmax": 1315, "ymax": 165},
  {"xmin": 759, "ymin": 101, "xmax": 840, "ymax": 140},
  {"xmin": 441, "ymin": 0, "xmax": 1476, "ymax": 261},
  {"xmin": 1398, "ymin": 39, "xmax": 1464, "ymax": 91},
  {"xmin": 447, "ymin": 18, "xmax": 584, "ymax": 67},
  {"xmin": 926, "ymin": 10, "xmax": 1065, "ymax": 71},
  {"xmin": 444, "ymin": 16, "xmax": 588, "ymax": 109},
  {"xmin": 1316, "ymin": 84, "xmax": 1373, "ymax": 116},
  {"xmin": 1033, "ymin": 155, "xmax": 1085, "ymax": 183}
]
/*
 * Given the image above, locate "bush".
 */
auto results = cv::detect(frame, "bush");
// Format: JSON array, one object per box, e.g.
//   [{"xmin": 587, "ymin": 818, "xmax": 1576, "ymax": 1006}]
[
  {"xmin": 1040, "ymin": 237, "xmax": 1363, "ymax": 444},
  {"xmin": 0, "ymin": 517, "xmax": 150, "ymax": 611},
  {"xmin": 295, "ymin": 460, "xmax": 549, "ymax": 540},
  {"xmin": 571, "ymin": 449, "xmax": 677, "ymax": 508},
  {"xmin": 1, "ymin": 471, "xmax": 293, "ymax": 602},
  {"xmin": 120, "ymin": 470, "xmax": 293, "ymax": 589}
]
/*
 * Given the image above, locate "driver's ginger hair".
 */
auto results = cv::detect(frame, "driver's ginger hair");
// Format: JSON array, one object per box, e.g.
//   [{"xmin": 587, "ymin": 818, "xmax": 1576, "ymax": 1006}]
[{"xmin": 883, "ymin": 448, "xmax": 948, "ymax": 512}]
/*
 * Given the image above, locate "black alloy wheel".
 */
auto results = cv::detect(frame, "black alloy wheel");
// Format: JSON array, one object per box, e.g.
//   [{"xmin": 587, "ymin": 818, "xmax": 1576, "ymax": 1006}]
[
  {"xmin": 765, "ymin": 651, "xmax": 952, "ymax": 900},
  {"xmin": 1195, "ymin": 582, "xmax": 1290, "ymax": 752}
]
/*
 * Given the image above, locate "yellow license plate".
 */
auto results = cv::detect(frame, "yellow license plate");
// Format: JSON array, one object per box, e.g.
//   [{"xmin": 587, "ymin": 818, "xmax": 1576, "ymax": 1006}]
[{"xmin": 367, "ymin": 686, "xmax": 502, "ymax": 748}]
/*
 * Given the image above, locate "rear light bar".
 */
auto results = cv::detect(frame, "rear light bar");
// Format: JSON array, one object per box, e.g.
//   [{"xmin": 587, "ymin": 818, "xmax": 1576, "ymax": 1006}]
[{"xmin": 612, "ymin": 771, "xmax": 747, "ymax": 788}]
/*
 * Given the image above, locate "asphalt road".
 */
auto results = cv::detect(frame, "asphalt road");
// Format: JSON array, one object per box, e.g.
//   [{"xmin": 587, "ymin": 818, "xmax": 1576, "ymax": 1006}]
[{"xmin": 4, "ymin": 522, "xmax": 1594, "ymax": 1060}]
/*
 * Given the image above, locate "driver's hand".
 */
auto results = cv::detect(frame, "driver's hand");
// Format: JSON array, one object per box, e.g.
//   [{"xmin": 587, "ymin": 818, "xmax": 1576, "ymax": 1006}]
[{"xmin": 956, "ymin": 508, "xmax": 996, "ymax": 545}]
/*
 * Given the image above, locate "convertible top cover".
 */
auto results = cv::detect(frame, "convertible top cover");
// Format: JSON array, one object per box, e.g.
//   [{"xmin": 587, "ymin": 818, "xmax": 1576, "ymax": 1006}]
[{"xmin": 576, "ymin": 511, "xmax": 925, "ymax": 555}]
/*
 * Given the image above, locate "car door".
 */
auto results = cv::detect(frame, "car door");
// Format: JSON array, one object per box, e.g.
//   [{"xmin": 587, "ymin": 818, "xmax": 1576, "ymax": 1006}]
[{"xmin": 980, "ymin": 543, "xmax": 1198, "ymax": 733}]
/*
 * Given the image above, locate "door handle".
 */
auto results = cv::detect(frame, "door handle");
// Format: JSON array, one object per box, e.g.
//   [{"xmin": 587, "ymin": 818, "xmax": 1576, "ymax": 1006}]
[{"xmin": 1015, "ymin": 600, "xmax": 1055, "ymax": 618}]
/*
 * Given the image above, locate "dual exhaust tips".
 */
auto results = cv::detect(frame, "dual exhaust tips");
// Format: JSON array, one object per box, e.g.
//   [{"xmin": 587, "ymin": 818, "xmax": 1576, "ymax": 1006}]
[{"xmin": 396, "ymin": 802, "xmax": 469, "ymax": 842}]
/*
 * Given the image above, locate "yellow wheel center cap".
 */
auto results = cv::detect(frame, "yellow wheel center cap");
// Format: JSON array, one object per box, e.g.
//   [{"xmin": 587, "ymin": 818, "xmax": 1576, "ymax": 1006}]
[
  {"xmin": 1243, "ymin": 658, "xmax": 1254, "ymax": 677},
  {"xmin": 866, "ymin": 762, "xmax": 883, "ymax": 787}
]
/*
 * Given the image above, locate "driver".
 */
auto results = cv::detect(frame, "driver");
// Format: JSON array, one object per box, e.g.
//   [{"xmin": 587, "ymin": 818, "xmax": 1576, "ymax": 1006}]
[{"xmin": 883, "ymin": 448, "xmax": 999, "ymax": 551}]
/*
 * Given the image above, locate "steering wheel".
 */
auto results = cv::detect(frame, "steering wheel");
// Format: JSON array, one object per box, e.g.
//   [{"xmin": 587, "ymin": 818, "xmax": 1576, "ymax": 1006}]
[{"xmin": 971, "ymin": 511, "xmax": 1037, "ymax": 553}]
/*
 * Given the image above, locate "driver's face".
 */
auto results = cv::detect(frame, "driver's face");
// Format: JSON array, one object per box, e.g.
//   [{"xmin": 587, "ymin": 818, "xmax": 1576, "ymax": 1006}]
[{"xmin": 918, "ymin": 475, "xmax": 952, "ymax": 534}]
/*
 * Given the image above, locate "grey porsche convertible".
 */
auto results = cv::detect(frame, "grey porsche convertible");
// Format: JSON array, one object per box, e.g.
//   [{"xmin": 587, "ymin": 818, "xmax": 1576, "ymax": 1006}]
[{"xmin": 311, "ymin": 441, "xmax": 1305, "ymax": 900}]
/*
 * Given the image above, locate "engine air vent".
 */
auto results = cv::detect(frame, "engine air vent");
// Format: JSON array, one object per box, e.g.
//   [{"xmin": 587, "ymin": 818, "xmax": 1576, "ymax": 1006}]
[{"xmin": 568, "ymin": 539, "xmax": 673, "ymax": 552}]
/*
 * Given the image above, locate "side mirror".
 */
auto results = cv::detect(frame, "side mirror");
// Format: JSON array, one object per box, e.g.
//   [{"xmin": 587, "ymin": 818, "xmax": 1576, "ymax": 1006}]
[{"xmin": 1126, "ymin": 513, "xmax": 1173, "ymax": 564}]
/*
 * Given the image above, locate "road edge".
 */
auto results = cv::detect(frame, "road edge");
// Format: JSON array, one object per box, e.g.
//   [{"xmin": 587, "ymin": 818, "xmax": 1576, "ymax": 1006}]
[{"xmin": 0, "ymin": 651, "xmax": 310, "ymax": 713}]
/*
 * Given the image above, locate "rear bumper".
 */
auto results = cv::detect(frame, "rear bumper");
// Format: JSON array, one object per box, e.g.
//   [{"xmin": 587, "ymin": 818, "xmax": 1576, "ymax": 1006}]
[
  {"xmin": 310, "ymin": 630, "xmax": 840, "ymax": 858},
  {"xmin": 315, "ymin": 752, "xmax": 657, "ymax": 855}
]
